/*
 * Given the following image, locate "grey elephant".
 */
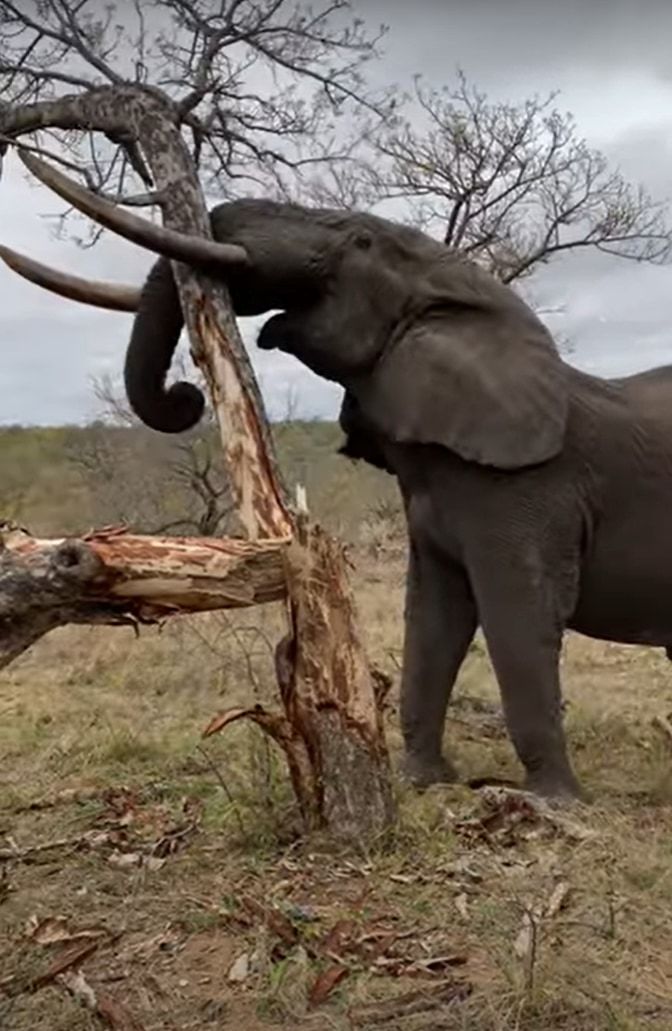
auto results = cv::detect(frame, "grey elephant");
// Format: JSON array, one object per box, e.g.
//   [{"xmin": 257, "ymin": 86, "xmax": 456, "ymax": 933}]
[{"xmin": 5, "ymin": 186, "xmax": 672, "ymax": 802}]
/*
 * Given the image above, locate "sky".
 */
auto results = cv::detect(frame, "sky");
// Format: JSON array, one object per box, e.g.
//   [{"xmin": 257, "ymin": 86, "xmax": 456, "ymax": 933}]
[{"xmin": 3, "ymin": 0, "xmax": 672, "ymax": 425}]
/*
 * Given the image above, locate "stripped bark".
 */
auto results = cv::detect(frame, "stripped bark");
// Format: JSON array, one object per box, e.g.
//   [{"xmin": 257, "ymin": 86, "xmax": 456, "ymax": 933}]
[{"xmin": 0, "ymin": 83, "xmax": 395, "ymax": 841}]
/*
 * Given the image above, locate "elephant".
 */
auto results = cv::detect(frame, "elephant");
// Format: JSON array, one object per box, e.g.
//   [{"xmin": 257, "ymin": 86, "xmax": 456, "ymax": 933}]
[{"xmin": 6, "ymin": 181, "xmax": 672, "ymax": 802}]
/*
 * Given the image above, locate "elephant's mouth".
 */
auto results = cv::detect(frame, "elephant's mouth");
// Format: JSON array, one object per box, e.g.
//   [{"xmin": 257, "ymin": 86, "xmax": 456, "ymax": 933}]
[
  {"xmin": 255, "ymin": 308, "xmax": 345, "ymax": 384},
  {"xmin": 256, "ymin": 311, "xmax": 290, "ymax": 351}
]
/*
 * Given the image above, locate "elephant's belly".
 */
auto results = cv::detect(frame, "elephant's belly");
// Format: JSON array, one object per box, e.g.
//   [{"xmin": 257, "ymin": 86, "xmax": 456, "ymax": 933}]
[{"xmin": 571, "ymin": 521, "xmax": 672, "ymax": 645}]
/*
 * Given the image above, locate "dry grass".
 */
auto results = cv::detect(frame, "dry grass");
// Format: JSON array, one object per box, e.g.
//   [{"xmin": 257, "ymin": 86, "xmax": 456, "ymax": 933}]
[{"xmin": 2, "ymin": 543, "xmax": 672, "ymax": 1030}]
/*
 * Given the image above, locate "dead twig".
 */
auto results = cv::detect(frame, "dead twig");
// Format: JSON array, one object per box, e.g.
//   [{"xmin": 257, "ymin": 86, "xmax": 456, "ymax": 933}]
[
  {"xmin": 348, "ymin": 981, "xmax": 473, "ymax": 1025},
  {"xmin": 7, "ymin": 785, "xmax": 106, "ymax": 815},
  {"xmin": 0, "ymin": 832, "xmax": 96, "ymax": 862},
  {"xmin": 32, "ymin": 939, "xmax": 100, "ymax": 992}
]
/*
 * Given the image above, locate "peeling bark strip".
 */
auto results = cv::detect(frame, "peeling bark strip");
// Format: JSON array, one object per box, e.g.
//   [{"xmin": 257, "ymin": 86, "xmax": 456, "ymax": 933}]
[
  {"xmin": 0, "ymin": 523, "xmax": 287, "ymax": 668},
  {"xmin": 203, "ymin": 705, "xmax": 318, "ymax": 825},
  {"xmin": 1, "ymin": 81, "xmax": 395, "ymax": 840}
]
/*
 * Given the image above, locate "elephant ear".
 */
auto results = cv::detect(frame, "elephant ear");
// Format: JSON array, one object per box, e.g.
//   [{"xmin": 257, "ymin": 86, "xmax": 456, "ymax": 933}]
[{"xmin": 355, "ymin": 305, "xmax": 568, "ymax": 469}]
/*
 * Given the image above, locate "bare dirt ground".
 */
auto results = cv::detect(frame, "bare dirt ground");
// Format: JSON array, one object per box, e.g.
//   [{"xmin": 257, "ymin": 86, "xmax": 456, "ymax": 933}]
[{"xmin": 2, "ymin": 546, "xmax": 672, "ymax": 1030}]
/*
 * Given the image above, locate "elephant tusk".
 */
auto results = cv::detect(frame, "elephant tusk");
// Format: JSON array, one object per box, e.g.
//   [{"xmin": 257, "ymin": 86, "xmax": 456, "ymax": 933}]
[
  {"xmin": 18, "ymin": 150, "xmax": 250, "ymax": 269},
  {"xmin": 0, "ymin": 243, "xmax": 141, "ymax": 312}
]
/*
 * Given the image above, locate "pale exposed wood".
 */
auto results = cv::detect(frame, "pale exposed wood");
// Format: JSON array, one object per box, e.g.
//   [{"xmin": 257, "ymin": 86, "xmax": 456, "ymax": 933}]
[{"xmin": 193, "ymin": 304, "xmax": 294, "ymax": 539}]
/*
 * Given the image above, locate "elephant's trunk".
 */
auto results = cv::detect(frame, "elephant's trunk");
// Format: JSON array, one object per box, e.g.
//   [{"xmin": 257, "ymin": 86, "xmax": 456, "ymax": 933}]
[{"xmin": 123, "ymin": 257, "xmax": 205, "ymax": 433}]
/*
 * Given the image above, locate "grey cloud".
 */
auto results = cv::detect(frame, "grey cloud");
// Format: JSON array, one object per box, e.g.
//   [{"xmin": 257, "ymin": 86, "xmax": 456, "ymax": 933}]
[{"xmin": 369, "ymin": 0, "xmax": 672, "ymax": 84}]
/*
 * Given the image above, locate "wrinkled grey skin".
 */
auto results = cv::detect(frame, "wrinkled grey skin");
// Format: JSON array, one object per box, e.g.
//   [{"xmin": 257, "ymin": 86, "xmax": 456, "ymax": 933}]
[{"xmin": 126, "ymin": 198, "xmax": 672, "ymax": 800}]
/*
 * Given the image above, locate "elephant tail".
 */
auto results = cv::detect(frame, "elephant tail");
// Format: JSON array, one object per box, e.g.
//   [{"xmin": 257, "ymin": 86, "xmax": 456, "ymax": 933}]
[{"xmin": 124, "ymin": 257, "xmax": 205, "ymax": 432}]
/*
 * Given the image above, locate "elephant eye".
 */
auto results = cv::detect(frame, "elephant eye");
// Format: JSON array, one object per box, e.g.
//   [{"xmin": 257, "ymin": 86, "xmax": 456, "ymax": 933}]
[{"xmin": 354, "ymin": 232, "xmax": 373, "ymax": 251}]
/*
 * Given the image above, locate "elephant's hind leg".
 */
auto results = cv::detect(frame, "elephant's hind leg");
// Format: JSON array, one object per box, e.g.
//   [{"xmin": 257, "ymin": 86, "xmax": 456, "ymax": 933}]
[
  {"xmin": 470, "ymin": 559, "xmax": 583, "ymax": 800},
  {"xmin": 400, "ymin": 543, "xmax": 477, "ymax": 788}
]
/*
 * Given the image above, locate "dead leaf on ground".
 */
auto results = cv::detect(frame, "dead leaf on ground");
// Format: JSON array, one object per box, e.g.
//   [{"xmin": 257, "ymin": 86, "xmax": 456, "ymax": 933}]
[
  {"xmin": 145, "ymin": 855, "xmax": 166, "ymax": 872},
  {"xmin": 241, "ymin": 896, "xmax": 298, "ymax": 949},
  {"xmin": 439, "ymin": 858, "xmax": 483, "ymax": 883},
  {"xmin": 151, "ymin": 821, "xmax": 199, "ymax": 858},
  {"xmin": 307, "ymin": 963, "xmax": 349, "ymax": 1007},
  {"xmin": 25, "ymin": 915, "xmax": 108, "ymax": 947},
  {"xmin": 95, "ymin": 991, "xmax": 146, "ymax": 1030},
  {"xmin": 389, "ymin": 872, "xmax": 423, "ymax": 885},
  {"xmin": 321, "ymin": 918, "xmax": 357, "ymax": 956},
  {"xmin": 513, "ymin": 906, "xmax": 543, "ymax": 962}
]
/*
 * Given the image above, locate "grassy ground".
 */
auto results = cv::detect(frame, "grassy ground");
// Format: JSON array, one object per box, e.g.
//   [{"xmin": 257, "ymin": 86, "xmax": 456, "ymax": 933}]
[{"xmin": 3, "ymin": 544, "xmax": 672, "ymax": 1030}]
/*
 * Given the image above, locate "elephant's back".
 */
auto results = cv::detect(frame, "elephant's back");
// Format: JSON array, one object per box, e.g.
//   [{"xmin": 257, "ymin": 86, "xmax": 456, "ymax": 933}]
[{"xmin": 609, "ymin": 364, "xmax": 672, "ymax": 427}]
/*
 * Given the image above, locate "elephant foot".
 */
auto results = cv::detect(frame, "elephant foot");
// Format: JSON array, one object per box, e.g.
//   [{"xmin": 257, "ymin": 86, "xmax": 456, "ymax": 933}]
[
  {"xmin": 523, "ymin": 768, "xmax": 587, "ymax": 803},
  {"xmin": 402, "ymin": 753, "xmax": 459, "ymax": 790}
]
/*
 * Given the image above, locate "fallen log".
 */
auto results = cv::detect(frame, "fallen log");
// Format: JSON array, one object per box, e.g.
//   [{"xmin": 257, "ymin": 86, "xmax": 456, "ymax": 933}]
[{"xmin": 0, "ymin": 521, "xmax": 288, "ymax": 668}]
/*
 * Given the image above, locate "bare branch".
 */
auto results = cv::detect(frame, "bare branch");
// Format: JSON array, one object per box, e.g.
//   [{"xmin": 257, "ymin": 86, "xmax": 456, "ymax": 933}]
[
  {"xmin": 0, "ymin": 1, "xmax": 392, "ymax": 216},
  {"xmin": 367, "ymin": 72, "xmax": 672, "ymax": 283},
  {"xmin": 64, "ymin": 374, "xmax": 236, "ymax": 538}
]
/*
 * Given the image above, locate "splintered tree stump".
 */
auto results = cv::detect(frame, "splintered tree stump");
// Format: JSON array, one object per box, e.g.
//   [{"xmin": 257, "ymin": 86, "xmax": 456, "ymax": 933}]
[
  {"xmin": 284, "ymin": 519, "xmax": 394, "ymax": 837},
  {"xmin": 204, "ymin": 517, "xmax": 395, "ymax": 838},
  {"xmin": 0, "ymin": 83, "xmax": 396, "ymax": 841}
]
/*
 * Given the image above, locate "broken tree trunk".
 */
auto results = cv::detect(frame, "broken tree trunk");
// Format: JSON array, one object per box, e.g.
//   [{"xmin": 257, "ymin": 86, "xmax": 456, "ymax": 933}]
[
  {"xmin": 0, "ymin": 85, "xmax": 395, "ymax": 841},
  {"xmin": 0, "ymin": 522, "xmax": 289, "ymax": 668}
]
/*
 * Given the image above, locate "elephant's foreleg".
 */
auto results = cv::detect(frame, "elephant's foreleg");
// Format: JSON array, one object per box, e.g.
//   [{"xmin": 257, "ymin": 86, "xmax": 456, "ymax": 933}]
[
  {"xmin": 472, "ymin": 568, "xmax": 582, "ymax": 799},
  {"xmin": 400, "ymin": 543, "xmax": 477, "ymax": 787}
]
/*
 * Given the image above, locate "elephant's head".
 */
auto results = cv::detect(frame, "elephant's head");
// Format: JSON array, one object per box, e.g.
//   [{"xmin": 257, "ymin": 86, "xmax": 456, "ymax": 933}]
[
  {"xmin": 0, "ymin": 158, "xmax": 568, "ymax": 469},
  {"xmin": 206, "ymin": 200, "xmax": 570, "ymax": 470}
]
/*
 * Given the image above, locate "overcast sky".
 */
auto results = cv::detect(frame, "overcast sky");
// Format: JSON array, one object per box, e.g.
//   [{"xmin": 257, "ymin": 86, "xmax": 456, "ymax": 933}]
[{"xmin": 3, "ymin": 0, "xmax": 672, "ymax": 425}]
